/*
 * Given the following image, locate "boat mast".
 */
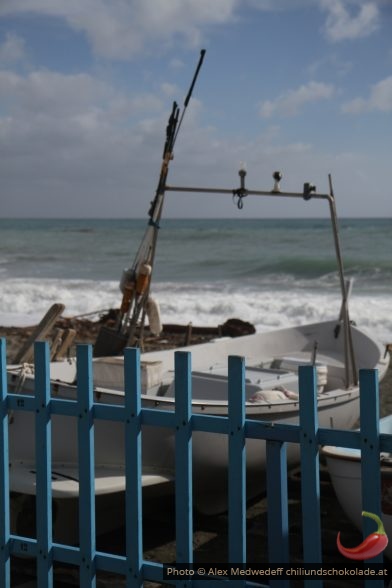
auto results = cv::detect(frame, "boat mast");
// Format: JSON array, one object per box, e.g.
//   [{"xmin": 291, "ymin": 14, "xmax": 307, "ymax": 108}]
[
  {"xmin": 165, "ymin": 168, "xmax": 357, "ymax": 389},
  {"xmin": 117, "ymin": 50, "xmax": 206, "ymax": 348}
]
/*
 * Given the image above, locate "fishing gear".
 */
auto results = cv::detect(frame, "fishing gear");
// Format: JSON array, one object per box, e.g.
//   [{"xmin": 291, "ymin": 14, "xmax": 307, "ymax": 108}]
[{"xmin": 95, "ymin": 50, "xmax": 207, "ymax": 354}]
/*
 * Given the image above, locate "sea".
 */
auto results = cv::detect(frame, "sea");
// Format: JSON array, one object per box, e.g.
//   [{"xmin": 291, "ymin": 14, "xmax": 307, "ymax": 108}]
[{"xmin": 0, "ymin": 217, "xmax": 391, "ymax": 344}]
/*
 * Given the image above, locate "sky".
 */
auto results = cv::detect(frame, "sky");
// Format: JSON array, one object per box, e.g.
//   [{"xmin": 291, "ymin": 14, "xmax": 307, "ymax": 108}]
[{"xmin": 0, "ymin": 0, "xmax": 391, "ymax": 219}]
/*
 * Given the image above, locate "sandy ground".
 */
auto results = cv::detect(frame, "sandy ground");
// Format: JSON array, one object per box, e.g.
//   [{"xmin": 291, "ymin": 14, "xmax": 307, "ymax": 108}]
[{"xmin": 1, "ymin": 315, "xmax": 391, "ymax": 587}]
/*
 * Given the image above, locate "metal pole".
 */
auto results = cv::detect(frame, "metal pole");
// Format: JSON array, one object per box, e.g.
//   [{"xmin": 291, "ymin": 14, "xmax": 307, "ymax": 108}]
[{"xmin": 327, "ymin": 175, "xmax": 357, "ymax": 386}]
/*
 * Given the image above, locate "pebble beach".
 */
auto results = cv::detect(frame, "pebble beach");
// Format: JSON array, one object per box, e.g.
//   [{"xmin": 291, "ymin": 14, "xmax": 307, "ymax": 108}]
[{"xmin": 1, "ymin": 316, "xmax": 392, "ymax": 587}]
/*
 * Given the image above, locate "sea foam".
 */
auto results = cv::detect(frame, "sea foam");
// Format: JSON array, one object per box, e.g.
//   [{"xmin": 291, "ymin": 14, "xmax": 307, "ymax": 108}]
[{"xmin": 1, "ymin": 277, "xmax": 390, "ymax": 345}]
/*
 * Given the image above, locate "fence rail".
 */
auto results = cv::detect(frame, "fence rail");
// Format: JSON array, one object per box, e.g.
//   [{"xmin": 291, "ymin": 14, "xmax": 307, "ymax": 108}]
[{"xmin": 0, "ymin": 337, "xmax": 390, "ymax": 587}]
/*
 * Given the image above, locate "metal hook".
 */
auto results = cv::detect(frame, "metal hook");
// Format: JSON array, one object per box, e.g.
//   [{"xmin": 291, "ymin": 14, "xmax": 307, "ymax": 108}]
[{"xmin": 232, "ymin": 166, "xmax": 248, "ymax": 210}]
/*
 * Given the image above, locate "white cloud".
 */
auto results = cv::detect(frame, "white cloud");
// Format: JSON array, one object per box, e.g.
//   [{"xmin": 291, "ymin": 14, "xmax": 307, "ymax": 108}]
[
  {"xmin": 0, "ymin": 70, "xmax": 115, "ymax": 115},
  {"xmin": 0, "ymin": 69, "xmax": 165, "ymax": 122},
  {"xmin": 0, "ymin": 65, "xmax": 181, "ymax": 216},
  {"xmin": 0, "ymin": 0, "xmax": 389, "ymax": 218},
  {"xmin": 259, "ymin": 81, "xmax": 334, "ymax": 118},
  {"xmin": 307, "ymin": 53, "xmax": 352, "ymax": 77},
  {"xmin": 0, "ymin": 32, "xmax": 26, "ymax": 63},
  {"xmin": 0, "ymin": 63, "xmax": 313, "ymax": 217},
  {"xmin": 169, "ymin": 58, "xmax": 186, "ymax": 70},
  {"xmin": 0, "ymin": 63, "xmax": 388, "ymax": 218},
  {"xmin": 0, "ymin": 67, "xmax": 169, "ymax": 210},
  {"xmin": 245, "ymin": 0, "xmax": 314, "ymax": 10},
  {"xmin": 342, "ymin": 76, "xmax": 392, "ymax": 113},
  {"xmin": 0, "ymin": 0, "xmax": 239, "ymax": 60},
  {"xmin": 161, "ymin": 82, "xmax": 178, "ymax": 98},
  {"xmin": 320, "ymin": 0, "xmax": 380, "ymax": 42}
]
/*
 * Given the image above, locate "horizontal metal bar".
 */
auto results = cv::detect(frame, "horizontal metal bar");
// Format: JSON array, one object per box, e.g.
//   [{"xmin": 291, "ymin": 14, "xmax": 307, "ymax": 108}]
[
  {"xmin": 52, "ymin": 543, "xmax": 80, "ymax": 566},
  {"xmin": 142, "ymin": 560, "xmax": 166, "ymax": 582},
  {"xmin": 93, "ymin": 403, "xmax": 125, "ymax": 422},
  {"xmin": 7, "ymin": 394, "xmax": 35, "ymax": 412},
  {"xmin": 50, "ymin": 397, "xmax": 79, "ymax": 417},
  {"xmin": 192, "ymin": 413, "xmax": 229, "ymax": 434},
  {"xmin": 10, "ymin": 535, "xmax": 37, "ymax": 557},
  {"xmin": 141, "ymin": 407, "xmax": 176, "ymax": 428},
  {"xmin": 8, "ymin": 395, "xmax": 78, "ymax": 417},
  {"xmin": 165, "ymin": 184, "xmax": 331, "ymax": 201},
  {"xmin": 95, "ymin": 551, "xmax": 127, "ymax": 575},
  {"xmin": 9, "ymin": 395, "xmax": 128, "ymax": 423},
  {"xmin": 246, "ymin": 420, "xmax": 300, "ymax": 443},
  {"xmin": 318, "ymin": 427, "xmax": 360, "ymax": 448},
  {"xmin": 7, "ymin": 393, "xmax": 392, "ymax": 455}
]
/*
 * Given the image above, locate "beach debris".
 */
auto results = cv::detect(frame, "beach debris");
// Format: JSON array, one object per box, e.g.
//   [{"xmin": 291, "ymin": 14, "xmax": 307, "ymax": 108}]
[{"xmin": 12, "ymin": 303, "xmax": 65, "ymax": 364}]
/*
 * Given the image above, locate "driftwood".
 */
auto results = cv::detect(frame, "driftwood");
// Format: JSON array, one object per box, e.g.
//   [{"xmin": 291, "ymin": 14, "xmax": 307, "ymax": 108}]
[
  {"xmin": 162, "ymin": 318, "xmax": 255, "ymax": 339},
  {"xmin": 12, "ymin": 303, "xmax": 65, "ymax": 364},
  {"xmin": 53, "ymin": 329, "xmax": 77, "ymax": 360},
  {"xmin": 162, "ymin": 323, "xmax": 220, "ymax": 336},
  {"xmin": 50, "ymin": 328, "xmax": 65, "ymax": 360}
]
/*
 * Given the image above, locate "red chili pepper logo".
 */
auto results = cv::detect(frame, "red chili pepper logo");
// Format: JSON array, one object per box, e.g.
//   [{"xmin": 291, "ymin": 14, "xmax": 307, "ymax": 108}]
[{"xmin": 337, "ymin": 511, "xmax": 388, "ymax": 560}]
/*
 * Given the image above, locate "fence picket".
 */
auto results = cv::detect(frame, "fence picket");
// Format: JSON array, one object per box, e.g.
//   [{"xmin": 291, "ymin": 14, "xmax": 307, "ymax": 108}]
[
  {"xmin": 175, "ymin": 351, "xmax": 193, "ymax": 576},
  {"xmin": 359, "ymin": 369, "xmax": 385, "ymax": 587},
  {"xmin": 228, "ymin": 355, "xmax": 246, "ymax": 564},
  {"xmin": 266, "ymin": 439, "xmax": 289, "ymax": 585},
  {"xmin": 0, "ymin": 339, "xmax": 10, "ymax": 588},
  {"xmin": 77, "ymin": 344, "xmax": 96, "ymax": 587},
  {"xmin": 299, "ymin": 365, "xmax": 322, "ymax": 588},
  {"xmin": 34, "ymin": 341, "xmax": 53, "ymax": 587},
  {"xmin": 124, "ymin": 347, "xmax": 143, "ymax": 587}
]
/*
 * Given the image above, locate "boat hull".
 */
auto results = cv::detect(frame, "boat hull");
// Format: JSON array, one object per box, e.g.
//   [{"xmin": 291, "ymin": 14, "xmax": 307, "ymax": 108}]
[
  {"xmin": 6, "ymin": 320, "xmax": 388, "ymax": 541},
  {"xmin": 324, "ymin": 451, "xmax": 392, "ymax": 560},
  {"xmin": 323, "ymin": 415, "xmax": 392, "ymax": 561}
]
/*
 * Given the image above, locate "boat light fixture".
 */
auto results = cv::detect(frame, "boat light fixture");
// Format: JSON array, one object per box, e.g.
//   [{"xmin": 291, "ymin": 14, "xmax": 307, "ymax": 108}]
[
  {"xmin": 303, "ymin": 182, "xmax": 317, "ymax": 200},
  {"xmin": 272, "ymin": 171, "xmax": 282, "ymax": 193}
]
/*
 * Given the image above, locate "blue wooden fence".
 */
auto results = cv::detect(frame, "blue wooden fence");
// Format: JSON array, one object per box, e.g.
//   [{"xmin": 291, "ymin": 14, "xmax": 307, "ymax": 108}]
[{"xmin": 0, "ymin": 337, "xmax": 391, "ymax": 587}]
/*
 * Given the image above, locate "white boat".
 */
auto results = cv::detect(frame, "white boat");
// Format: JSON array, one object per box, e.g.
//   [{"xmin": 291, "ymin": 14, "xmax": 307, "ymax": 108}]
[
  {"xmin": 323, "ymin": 414, "xmax": 392, "ymax": 560},
  {"xmin": 7, "ymin": 318, "xmax": 389, "ymax": 543}
]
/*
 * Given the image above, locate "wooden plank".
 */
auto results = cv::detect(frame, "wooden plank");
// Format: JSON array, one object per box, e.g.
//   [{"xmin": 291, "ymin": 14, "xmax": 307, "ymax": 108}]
[
  {"xmin": 184, "ymin": 322, "xmax": 193, "ymax": 346},
  {"xmin": 52, "ymin": 328, "xmax": 76, "ymax": 360},
  {"xmin": 13, "ymin": 303, "xmax": 65, "ymax": 364},
  {"xmin": 50, "ymin": 328, "xmax": 64, "ymax": 360}
]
